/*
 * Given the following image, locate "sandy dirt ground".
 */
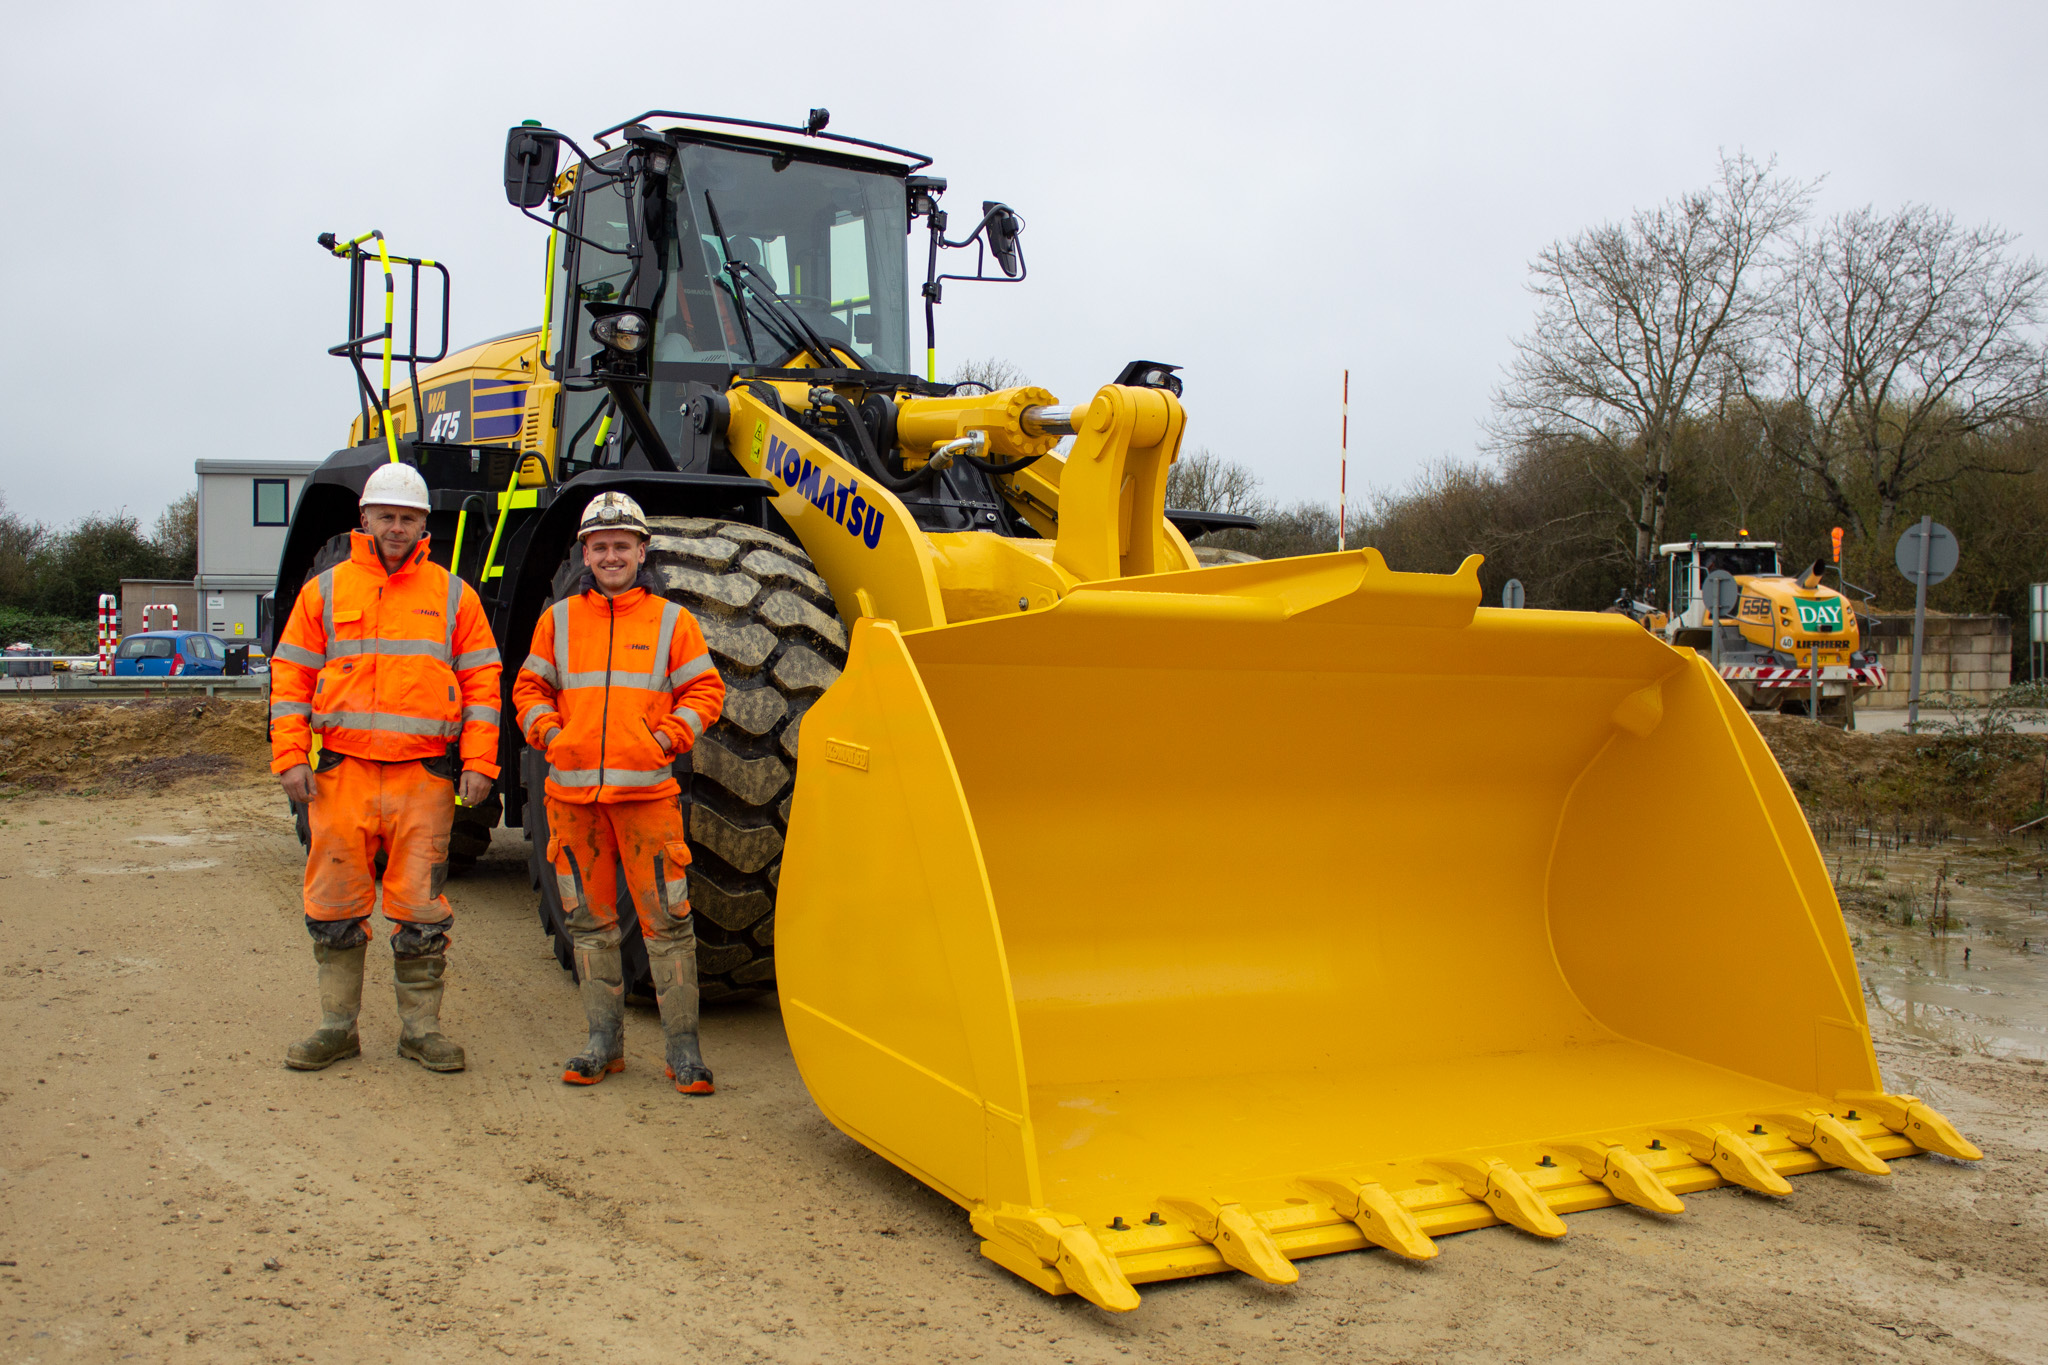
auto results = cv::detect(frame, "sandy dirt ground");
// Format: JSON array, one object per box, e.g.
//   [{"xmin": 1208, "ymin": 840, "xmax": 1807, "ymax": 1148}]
[{"xmin": 4, "ymin": 771, "xmax": 2048, "ymax": 1364}]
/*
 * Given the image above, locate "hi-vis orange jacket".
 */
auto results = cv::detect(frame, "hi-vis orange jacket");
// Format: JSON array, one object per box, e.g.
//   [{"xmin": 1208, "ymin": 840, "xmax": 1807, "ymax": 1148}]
[
  {"xmin": 512, "ymin": 577, "xmax": 724, "ymax": 804},
  {"xmin": 269, "ymin": 532, "xmax": 504, "ymax": 778}
]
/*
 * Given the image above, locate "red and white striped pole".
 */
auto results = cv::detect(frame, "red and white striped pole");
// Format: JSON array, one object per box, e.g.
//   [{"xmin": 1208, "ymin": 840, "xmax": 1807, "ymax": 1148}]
[
  {"xmin": 1338, "ymin": 368, "xmax": 1349, "ymax": 551},
  {"xmin": 97, "ymin": 594, "xmax": 118, "ymax": 675},
  {"xmin": 144, "ymin": 604, "xmax": 178, "ymax": 630}
]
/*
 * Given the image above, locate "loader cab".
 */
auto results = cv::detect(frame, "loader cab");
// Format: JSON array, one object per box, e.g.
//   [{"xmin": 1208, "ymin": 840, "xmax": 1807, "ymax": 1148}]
[
  {"xmin": 1659, "ymin": 541, "xmax": 1781, "ymax": 629},
  {"xmin": 543, "ymin": 117, "xmax": 919, "ymax": 479}
]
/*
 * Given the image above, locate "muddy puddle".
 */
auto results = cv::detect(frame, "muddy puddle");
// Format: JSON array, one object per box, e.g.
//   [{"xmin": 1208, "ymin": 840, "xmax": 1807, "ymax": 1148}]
[{"xmin": 1816, "ymin": 821, "xmax": 2048, "ymax": 1061}]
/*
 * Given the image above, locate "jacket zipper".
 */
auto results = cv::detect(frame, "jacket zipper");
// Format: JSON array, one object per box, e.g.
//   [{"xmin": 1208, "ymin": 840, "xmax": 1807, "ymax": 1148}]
[{"xmin": 595, "ymin": 593, "xmax": 614, "ymax": 789}]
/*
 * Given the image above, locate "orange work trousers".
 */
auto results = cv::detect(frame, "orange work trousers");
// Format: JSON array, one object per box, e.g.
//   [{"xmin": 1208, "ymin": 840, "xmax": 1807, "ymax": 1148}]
[
  {"xmin": 304, "ymin": 753, "xmax": 455, "ymax": 930},
  {"xmin": 545, "ymin": 796, "xmax": 692, "ymax": 939}
]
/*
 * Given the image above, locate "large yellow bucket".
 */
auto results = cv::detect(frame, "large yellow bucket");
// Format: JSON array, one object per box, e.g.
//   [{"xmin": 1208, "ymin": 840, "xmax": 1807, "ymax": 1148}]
[{"xmin": 775, "ymin": 549, "xmax": 1978, "ymax": 1310}]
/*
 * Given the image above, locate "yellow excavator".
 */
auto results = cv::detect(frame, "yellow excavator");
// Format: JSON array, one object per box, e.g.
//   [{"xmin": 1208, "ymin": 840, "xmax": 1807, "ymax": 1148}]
[{"xmin": 277, "ymin": 108, "xmax": 1978, "ymax": 1311}]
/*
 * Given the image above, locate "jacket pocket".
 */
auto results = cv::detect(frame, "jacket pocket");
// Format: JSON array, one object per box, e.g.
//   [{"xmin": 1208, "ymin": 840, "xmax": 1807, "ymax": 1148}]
[{"xmin": 639, "ymin": 717, "xmax": 673, "ymax": 768}]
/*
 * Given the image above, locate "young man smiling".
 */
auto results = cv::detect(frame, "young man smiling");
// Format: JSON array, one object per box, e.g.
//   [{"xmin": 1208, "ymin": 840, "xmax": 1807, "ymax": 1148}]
[{"xmin": 513, "ymin": 492, "xmax": 726, "ymax": 1093}]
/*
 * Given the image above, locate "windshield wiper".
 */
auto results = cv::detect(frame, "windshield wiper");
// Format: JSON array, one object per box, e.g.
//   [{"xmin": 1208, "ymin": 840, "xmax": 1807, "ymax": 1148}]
[
  {"xmin": 729, "ymin": 259, "xmax": 870, "ymax": 372},
  {"xmin": 700, "ymin": 190, "xmax": 866, "ymax": 371},
  {"xmin": 700, "ymin": 192, "xmax": 762, "ymax": 363}
]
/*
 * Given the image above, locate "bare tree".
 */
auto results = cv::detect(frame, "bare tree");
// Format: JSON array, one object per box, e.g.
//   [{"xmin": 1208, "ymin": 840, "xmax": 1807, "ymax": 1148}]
[
  {"xmin": 1742, "ymin": 205, "xmax": 2047, "ymax": 540},
  {"xmin": 1495, "ymin": 154, "xmax": 1813, "ymax": 599},
  {"xmin": 947, "ymin": 357, "xmax": 1024, "ymax": 393},
  {"xmin": 1165, "ymin": 448, "xmax": 1264, "ymax": 516}
]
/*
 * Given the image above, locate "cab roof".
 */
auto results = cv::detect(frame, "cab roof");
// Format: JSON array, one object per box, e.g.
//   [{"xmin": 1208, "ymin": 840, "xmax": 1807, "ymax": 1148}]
[
  {"xmin": 1657, "ymin": 540, "xmax": 1780, "ymax": 554},
  {"xmin": 592, "ymin": 110, "xmax": 931, "ymax": 173}
]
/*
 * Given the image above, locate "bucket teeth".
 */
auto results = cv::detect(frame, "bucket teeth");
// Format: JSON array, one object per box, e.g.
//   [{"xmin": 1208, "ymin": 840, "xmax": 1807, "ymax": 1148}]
[
  {"xmin": 1553, "ymin": 1141, "xmax": 1685, "ymax": 1215},
  {"xmin": 1661, "ymin": 1122, "xmax": 1794, "ymax": 1196},
  {"xmin": 975, "ymin": 1205, "xmax": 1140, "ymax": 1313},
  {"xmin": 1762, "ymin": 1109, "xmax": 1891, "ymax": 1176},
  {"xmin": 1298, "ymin": 1177, "xmax": 1438, "ymax": 1260},
  {"xmin": 1836, "ymin": 1091, "xmax": 1984, "ymax": 1161},
  {"xmin": 1159, "ymin": 1195, "xmax": 1299, "ymax": 1285},
  {"xmin": 1435, "ymin": 1158, "xmax": 1567, "ymax": 1239}
]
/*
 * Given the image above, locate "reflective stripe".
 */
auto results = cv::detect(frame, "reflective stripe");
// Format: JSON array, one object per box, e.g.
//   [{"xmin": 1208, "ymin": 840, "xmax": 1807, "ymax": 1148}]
[
  {"xmin": 666, "ymin": 651, "xmax": 714, "ymax": 690},
  {"xmin": 549, "ymin": 764, "xmax": 675, "ymax": 788},
  {"xmin": 673, "ymin": 707, "xmax": 706, "ymax": 740},
  {"xmin": 559, "ymin": 669, "xmax": 619, "ymax": 690},
  {"xmin": 329, "ymin": 637, "xmax": 448, "ymax": 659},
  {"xmin": 310, "ymin": 711, "xmax": 461, "ymax": 738},
  {"xmin": 317, "ymin": 569, "xmax": 336, "ymax": 643},
  {"xmin": 521, "ymin": 653, "xmax": 560, "ymax": 687},
  {"xmin": 641, "ymin": 601, "xmax": 683, "ymax": 692},
  {"xmin": 444, "ymin": 571, "xmax": 462, "ymax": 658},
  {"xmin": 518, "ymin": 703, "xmax": 553, "ymax": 733},
  {"xmin": 462, "ymin": 705, "xmax": 500, "ymax": 727},
  {"xmin": 552, "ymin": 599, "xmax": 571, "ymax": 694},
  {"xmin": 453, "ymin": 647, "xmax": 500, "ymax": 671},
  {"xmin": 272, "ymin": 641, "xmax": 324, "ymax": 669},
  {"xmin": 271, "ymin": 701, "xmax": 314, "ymax": 719}
]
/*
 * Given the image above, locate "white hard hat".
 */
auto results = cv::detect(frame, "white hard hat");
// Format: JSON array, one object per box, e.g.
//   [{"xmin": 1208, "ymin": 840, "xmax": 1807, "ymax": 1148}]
[
  {"xmin": 578, "ymin": 491, "xmax": 649, "ymax": 540},
  {"xmin": 360, "ymin": 461, "xmax": 432, "ymax": 512}
]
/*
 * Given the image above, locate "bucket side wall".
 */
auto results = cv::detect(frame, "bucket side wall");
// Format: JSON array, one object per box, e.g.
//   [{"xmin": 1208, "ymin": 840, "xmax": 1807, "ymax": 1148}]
[
  {"xmin": 777, "ymin": 620, "xmax": 1043, "ymax": 1211},
  {"xmin": 1547, "ymin": 653, "xmax": 1882, "ymax": 1098}
]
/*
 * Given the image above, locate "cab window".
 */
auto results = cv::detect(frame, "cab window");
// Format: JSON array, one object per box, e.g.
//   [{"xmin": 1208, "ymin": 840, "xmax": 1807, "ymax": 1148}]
[{"xmin": 1667, "ymin": 557, "xmax": 1693, "ymax": 611}]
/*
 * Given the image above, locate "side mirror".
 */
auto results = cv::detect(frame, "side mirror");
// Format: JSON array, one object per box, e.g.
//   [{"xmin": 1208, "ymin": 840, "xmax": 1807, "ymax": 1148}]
[
  {"xmin": 983, "ymin": 201, "xmax": 1023, "ymax": 278},
  {"xmin": 504, "ymin": 125, "xmax": 562, "ymax": 209},
  {"xmin": 852, "ymin": 313, "xmax": 877, "ymax": 344}
]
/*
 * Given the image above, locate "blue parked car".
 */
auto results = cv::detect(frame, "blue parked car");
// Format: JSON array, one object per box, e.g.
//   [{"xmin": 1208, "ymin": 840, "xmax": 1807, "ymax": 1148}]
[{"xmin": 112, "ymin": 630, "xmax": 232, "ymax": 677}]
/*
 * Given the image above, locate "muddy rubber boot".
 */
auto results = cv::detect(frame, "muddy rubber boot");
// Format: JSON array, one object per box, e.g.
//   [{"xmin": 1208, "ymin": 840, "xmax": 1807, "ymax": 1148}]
[
  {"xmin": 392, "ymin": 954, "xmax": 466, "ymax": 1072},
  {"xmin": 562, "ymin": 941, "xmax": 626, "ymax": 1085},
  {"xmin": 285, "ymin": 943, "xmax": 366, "ymax": 1070},
  {"xmin": 650, "ymin": 922, "xmax": 714, "ymax": 1095}
]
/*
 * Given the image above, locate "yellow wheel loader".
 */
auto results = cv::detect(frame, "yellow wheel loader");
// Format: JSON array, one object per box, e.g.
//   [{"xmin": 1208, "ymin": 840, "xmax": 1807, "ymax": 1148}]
[
  {"xmin": 273, "ymin": 109, "xmax": 1977, "ymax": 1310},
  {"xmin": 1656, "ymin": 539, "xmax": 1884, "ymax": 723}
]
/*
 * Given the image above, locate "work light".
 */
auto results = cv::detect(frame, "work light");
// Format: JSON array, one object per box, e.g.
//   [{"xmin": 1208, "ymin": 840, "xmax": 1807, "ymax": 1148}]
[{"xmin": 590, "ymin": 309, "xmax": 651, "ymax": 355}]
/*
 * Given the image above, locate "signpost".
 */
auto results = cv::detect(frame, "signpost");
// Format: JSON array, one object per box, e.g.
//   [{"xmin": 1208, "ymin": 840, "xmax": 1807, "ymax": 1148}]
[
  {"xmin": 1895, "ymin": 518, "xmax": 1959, "ymax": 731},
  {"xmin": 1501, "ymin": 578, "xmax": 1526, "ymax": 610},
  {"xmin": 1704, "ymin": 570, "xmax": 1737, "ymax": 669}
]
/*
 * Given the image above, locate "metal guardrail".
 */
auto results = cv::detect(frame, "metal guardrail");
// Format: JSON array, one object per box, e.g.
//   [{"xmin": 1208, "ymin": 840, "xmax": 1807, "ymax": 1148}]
[{"xmin": 1, "ymin": 674, "xmax": 268, "ymax": 700}]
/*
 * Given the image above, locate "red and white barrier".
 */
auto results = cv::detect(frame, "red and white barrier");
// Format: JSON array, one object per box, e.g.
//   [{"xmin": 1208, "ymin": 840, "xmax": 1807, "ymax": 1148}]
[
  {"xmin": 141, "ymin": 603, "xmax": 179, "ymax": 630},
  {"xmin": 1720, "ymin": 663, "xmax": 1887, "ymax": 690},
  {"xmin": 97, "ymin": 594, "xmax": 118, "ymax": 675}
]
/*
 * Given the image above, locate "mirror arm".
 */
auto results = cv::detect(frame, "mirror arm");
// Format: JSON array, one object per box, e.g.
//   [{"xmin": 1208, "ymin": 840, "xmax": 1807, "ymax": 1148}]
[{"xmin": 520, "ymin": 205, "xmax": 631, "ymax": 256}]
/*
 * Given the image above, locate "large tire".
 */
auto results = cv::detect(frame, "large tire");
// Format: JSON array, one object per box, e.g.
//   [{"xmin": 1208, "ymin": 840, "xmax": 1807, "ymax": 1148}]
[{"xmin": 524, "ymin": 517, "xmax": 847, "ymax": 1001}]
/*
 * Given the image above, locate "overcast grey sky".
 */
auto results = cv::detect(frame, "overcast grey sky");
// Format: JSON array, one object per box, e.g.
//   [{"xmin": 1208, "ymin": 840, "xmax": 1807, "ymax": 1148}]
[{"xmin": 3, "ymin": 1, "xmax": 2044, "ymax": 529}]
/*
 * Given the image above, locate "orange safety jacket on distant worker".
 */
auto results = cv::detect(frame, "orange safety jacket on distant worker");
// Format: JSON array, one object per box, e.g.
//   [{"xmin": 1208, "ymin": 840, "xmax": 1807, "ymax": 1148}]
[
  {"xmin": 512, "ymin": 574, "xmax": 724, "ymax": 804},
  {"xmin": 269, "ymin": 532, "xmax": 504, "ymax": 778}
]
